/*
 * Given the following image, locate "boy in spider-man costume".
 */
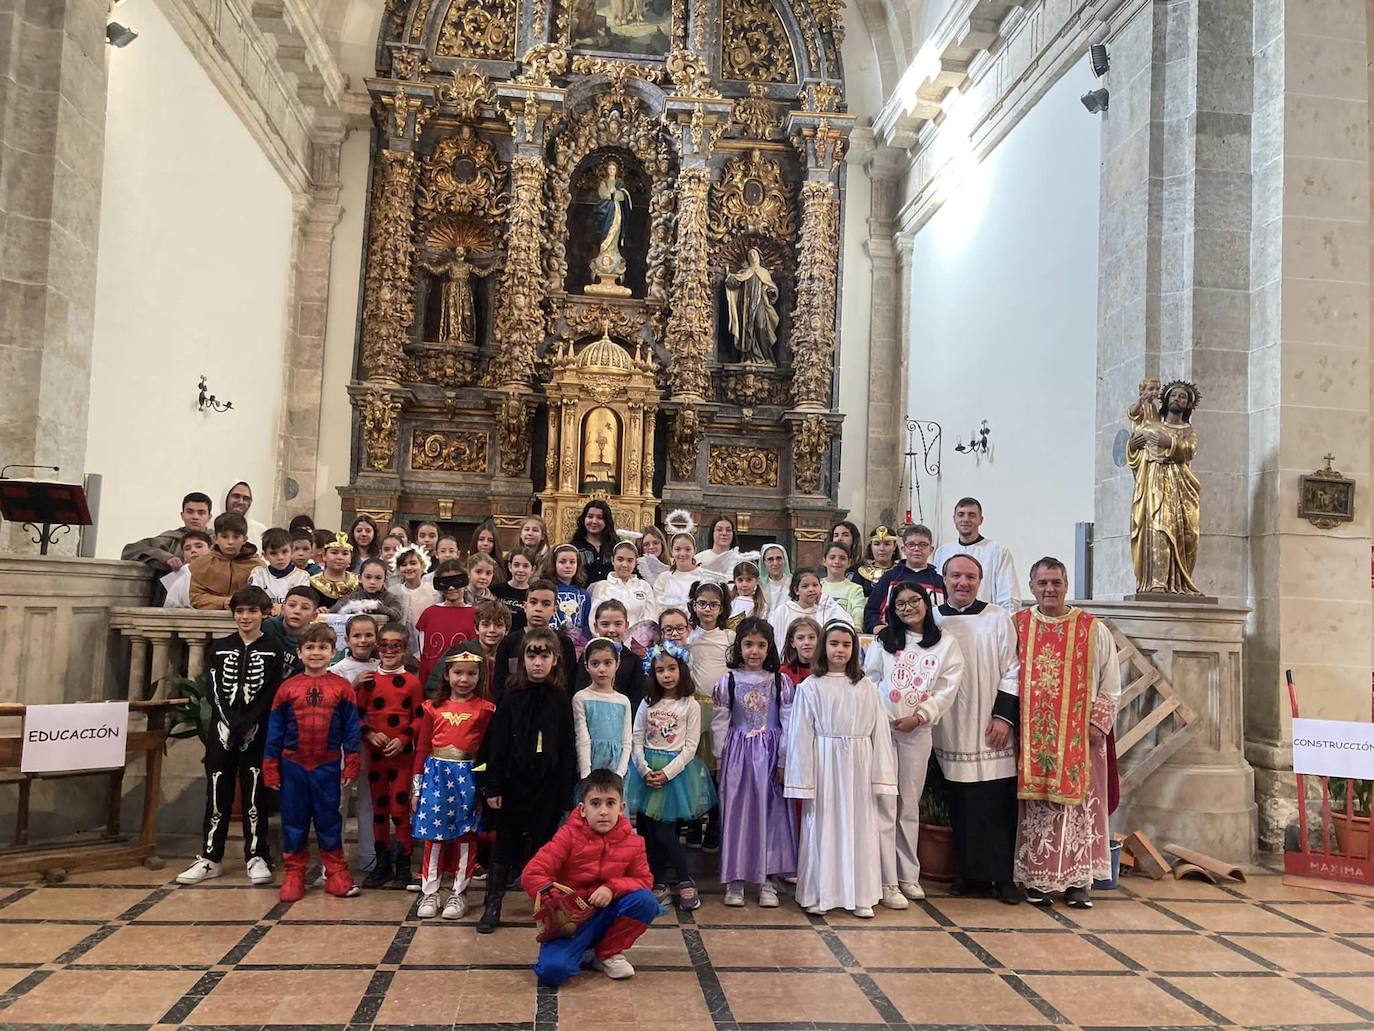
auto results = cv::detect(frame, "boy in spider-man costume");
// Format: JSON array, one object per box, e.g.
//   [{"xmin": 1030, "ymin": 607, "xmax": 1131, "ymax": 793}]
[{"xmin": 263, "ymin": 622, "xmax": 363, "ymax": 902}]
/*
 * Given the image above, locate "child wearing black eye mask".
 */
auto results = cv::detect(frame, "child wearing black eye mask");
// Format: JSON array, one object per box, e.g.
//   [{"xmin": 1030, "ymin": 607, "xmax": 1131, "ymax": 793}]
[
  {"xmin": 477, "ymin": 625, "xmax": 577, "ymax": 933},
  {"xmin": 416, "ymin": 559, "xmax": 477, "ymax": 690}
]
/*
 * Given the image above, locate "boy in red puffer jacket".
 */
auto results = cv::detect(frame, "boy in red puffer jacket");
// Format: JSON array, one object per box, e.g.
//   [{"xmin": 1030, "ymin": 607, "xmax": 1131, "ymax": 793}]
[{"xmin": 520, "ymin": 768, "xmax": 658, "ymax": 985}]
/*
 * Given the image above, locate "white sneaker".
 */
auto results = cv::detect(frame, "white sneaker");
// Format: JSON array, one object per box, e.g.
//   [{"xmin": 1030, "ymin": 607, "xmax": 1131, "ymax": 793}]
[
  {"xmin": 899, "ymin": 880, "xmax": 925, "ymax": 900},
  {"xmin": 246, "ymin": 857, "xmax": 272, "ymax": 885},
  {"xmin": 757, "ymin": 882, "xmax": 780, "ymax": 907},
  {"xmin": 442, "ymin": 892, "xmax": 467, "ymax": 920},
  {"xmin": 311, "ymin": 870, "xmax": 326, "ymax": 888},
  {"xmin": 417, "ymin": 893, "xmax": 440, "ymax": 918},
  {"xmin": 853, "ymin": 906, "xmax": 876, "ymax": 918},
  {"xmin": 723, "ymin": 881, "xmax": 746, "ymax": 906},
  {"xmin": 593, "ymin": 953, "xmax": 635, "ymax": 979},
  {"xmin": 805, "ymin": 904, "xmax": 828, "ymax": 915},
  {"xmin": 881, "ymin": 885, "xmax": 910, "ymax": 910},
  {"xmin": 176, "ymin": 858, "xmax": 222, "ymax": 884}
]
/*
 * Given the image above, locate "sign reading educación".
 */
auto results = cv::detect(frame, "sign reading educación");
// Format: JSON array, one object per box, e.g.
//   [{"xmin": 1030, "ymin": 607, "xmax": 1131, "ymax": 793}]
[
  {"xmin": 1291, "ymin": 718, "xmax": 1374, "ymax": 781},
  {"xmin": 21, "ymin": 702, "xmax": 130, "ymax": 774}
]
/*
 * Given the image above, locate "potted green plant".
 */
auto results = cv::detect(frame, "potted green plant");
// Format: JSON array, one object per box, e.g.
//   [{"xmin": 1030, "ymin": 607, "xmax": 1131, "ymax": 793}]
[
  {"xmin": 1328, "ymin": 778, "xmax": 1371, "ymax": 858},
  {"xmin": 167, "ymin": 676, "xmax": 212, "ymax": 744},
  {"xmin": 917, "ymin": 754, "xmax": 958, "ymax": 882}
]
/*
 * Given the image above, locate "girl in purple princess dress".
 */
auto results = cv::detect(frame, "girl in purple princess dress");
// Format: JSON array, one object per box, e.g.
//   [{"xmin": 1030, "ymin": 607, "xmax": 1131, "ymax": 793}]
[{"xmin": 711, "ymin": 618, "xmax": 798, "ymax": 907}]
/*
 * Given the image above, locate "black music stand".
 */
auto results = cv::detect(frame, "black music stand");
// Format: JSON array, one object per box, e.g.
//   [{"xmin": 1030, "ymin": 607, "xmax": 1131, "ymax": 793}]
[{"xmin": 0, "ymin": 480, "xmax": 92, "ymax": 554}]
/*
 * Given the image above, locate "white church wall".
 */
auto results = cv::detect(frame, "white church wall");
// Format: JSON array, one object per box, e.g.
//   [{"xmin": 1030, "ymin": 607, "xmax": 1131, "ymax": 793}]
[
  {"xmin": 836, "ymin": 9, "xmax": 884, "ymax": 522},
  {"xmin": 904, "ymin": 61, "xmax": 1100, "ymax": 577},
  {"xmin": 87, "ymin": 0, "xmax": 293, "ymax": 556},
  {"xmin": 312, "ymin": 129, "xmax": 371, "ymax": 533}
]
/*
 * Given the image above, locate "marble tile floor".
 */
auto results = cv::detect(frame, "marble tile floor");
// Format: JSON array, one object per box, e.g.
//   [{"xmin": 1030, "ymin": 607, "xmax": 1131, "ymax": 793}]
[{"xmin": 0, "ymin": 856, "xmax": 1371, "ymax": 1031}]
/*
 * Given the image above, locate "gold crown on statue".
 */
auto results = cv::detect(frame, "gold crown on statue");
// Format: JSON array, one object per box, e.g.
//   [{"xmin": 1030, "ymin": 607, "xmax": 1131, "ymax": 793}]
[{"xmin": 1160, "ymin": 380, "xmax": 1202, "ymax": 409}]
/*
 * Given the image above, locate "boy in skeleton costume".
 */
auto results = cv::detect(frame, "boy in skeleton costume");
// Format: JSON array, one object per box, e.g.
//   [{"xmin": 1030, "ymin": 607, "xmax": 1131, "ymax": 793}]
[{"xmin": 177, "ymin": 586, "xmax": 288, "ymax": 886}]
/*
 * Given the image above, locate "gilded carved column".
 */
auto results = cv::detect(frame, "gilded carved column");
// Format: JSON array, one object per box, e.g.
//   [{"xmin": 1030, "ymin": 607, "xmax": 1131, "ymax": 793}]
[{"xmin": 785, "ymin": 82, "xmax": 853, "ymax": 495}]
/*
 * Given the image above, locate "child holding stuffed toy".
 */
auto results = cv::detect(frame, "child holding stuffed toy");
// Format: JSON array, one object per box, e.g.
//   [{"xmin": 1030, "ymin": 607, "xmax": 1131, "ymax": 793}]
[{"xmin": 521, "ymin": 768, "xmax": 657, "ymax": 986}]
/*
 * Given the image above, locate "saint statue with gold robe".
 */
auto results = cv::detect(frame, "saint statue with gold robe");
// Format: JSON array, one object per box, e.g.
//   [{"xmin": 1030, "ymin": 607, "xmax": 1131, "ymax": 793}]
[
  {"xmin": 724, "ymin": 247, "xmax": 780, "ymax": 364},
  {"xmin": 1127, "ymin": 379, "xmax": 1202, "ymax": 594},
  {"xmin": 422, "ymin": 247, "xmax": 493, "ymax": 346}
]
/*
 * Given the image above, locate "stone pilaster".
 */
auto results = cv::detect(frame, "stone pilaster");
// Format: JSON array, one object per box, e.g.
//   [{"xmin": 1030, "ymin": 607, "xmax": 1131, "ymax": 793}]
[
  {"xmin": 274, "ymin": 135, "xmax": 345, "ymax": 522},
  {"xmin": 1245, "ymin": 0, "xmax": 1371, "ymax": 847},
  {"xmin": 0, "ymin": 0, "xmax": 109, "ymax": 553},
  {"xmin": 859, "ymin": 134, "xmax": 908, "ymax": 529},
  {"xmin": 1093, "ymin": 0, "xmax": 1255, "ymax": 605}
]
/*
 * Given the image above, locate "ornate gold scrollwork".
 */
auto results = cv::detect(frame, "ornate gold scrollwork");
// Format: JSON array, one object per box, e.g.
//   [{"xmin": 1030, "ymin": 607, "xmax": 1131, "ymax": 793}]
[
  {"xmin": 719, "ymin": 366, "xmax": 789, "ymax": 406},
  {"xmin": 721, "ymin": 0, "xmax": 797, "ymax": 83},
  {"xmin": 792, "ymin": 413, "xmax": 834, "ymax": 493},
  {"xmin": 360, "ymin": 150, "xmax": 417, "ymax": 382},
  {"xmin": 410, "ymin": 429, "xmax": 489, "ymax": 472},
  {"xmin": 360, "ymin": 389, "xmax": 405, "ymax": 471},
  {"xmin": 733, "ymin": 83, "xmax": 783, "ymax": 139},
  {"xmin": 708, "ymin": 445, "xmax": 780, "ymax": 487},
  {"xmin": 568, "ymin": 56, "xmax": 665, "ymax": 81},
  {"xmin": 417, "ymin": 126, "xmax": 508, "ymax": 226},
  {"xmin": 438, "ymin": 65, "xmax": 494, "ymax": 120},
  {"xmin": 664, "ymin": 167, "xmax": 713, "ymax": 400},
  {"xmin": 665, "ymin": 49, "xmax": 721, "ymax": 98},
  {"xmin": 803, "ymin": 80, "xmax": 841, "ymax": 112},
  {"xmin": 710, "ymin": 149, "xmax": 796, "ymax": 243},
  {"xmin": 390, "ymin": 47, "xmax": 430, "ymax": 81},
  {"xmin": 520, "ymin": 42, "xmax": 569, "ymax": 86},
  {"xmin": 789, "ymin": 180, "xmax": 838, "ymax": 407},
  {"xmin": 435, "ymin": 0, "xmax": 516, "ymax": 59},
  {"xmin": 566, "ymin": 303, "xmax": 640, "ymax": 340},
  {"xmin": 405, "ymin": 346, "xmax": 478, "ymax": 387}
]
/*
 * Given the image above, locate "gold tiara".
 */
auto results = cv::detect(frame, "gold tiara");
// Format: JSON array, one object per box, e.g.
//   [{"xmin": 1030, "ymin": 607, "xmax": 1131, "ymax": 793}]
[
  {"xmin": 870, "ymin": 525, "xmax": 897, "ymax": 542},
  {"xmin": 445, "ymin": 652, "xmax": 483, "ymax": 665},
  {"xmin": 327, "ymin": 532, "xmax": 354, "ymax": 552}
]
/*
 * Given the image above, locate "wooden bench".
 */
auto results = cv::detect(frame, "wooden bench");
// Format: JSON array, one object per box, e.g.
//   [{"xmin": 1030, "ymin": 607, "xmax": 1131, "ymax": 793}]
[{"xmin": 0, "ymin": 700, "xmax": 185, "ymax": 879}]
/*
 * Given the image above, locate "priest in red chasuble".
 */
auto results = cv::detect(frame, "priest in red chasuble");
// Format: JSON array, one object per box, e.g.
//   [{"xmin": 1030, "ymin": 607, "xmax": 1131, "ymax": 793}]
[{"xmin": 1012, "ymin": 557, "xmax": 1120, "ymax": 908}]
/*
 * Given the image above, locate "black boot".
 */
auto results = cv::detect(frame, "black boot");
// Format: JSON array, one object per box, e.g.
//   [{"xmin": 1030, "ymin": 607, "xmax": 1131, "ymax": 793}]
[
  {"xmin": 362, "ymin": 848, "xmax": 393, "ymax": 890},
  {"xmin": 391, "ymin": 845, "xmax": 412, "ymax": 890},
  {"xmin": 476, "ymin": 862, "xmax": 507, "ymax": 934}
]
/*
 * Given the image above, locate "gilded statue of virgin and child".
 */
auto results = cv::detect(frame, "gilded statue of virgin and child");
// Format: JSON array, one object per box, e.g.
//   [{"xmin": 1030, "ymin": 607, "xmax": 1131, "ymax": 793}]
[{"xmin": 1127, "ymin": 378, "xmax": 1203, "ymax": 595}]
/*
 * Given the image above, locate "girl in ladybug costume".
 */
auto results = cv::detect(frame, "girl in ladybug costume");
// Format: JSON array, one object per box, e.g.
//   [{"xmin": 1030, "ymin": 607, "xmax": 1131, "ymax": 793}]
[
  {"xmin": 410, "ymin": 643, "xmax": 496, "ymax": 919},
  {"xmin": 355, "ymin": 623, "xmax": 424, "ymax": 890}
]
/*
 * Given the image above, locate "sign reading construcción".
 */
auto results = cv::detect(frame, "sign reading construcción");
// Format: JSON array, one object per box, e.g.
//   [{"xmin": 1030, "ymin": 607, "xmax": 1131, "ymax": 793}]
[
  {"xmin": 1292, "ymin": 718, "xmax": 1374, "ymax": 781},
  {"xmin": 21, "ymin": 701, "xmax": 130, "ymax": 774}
]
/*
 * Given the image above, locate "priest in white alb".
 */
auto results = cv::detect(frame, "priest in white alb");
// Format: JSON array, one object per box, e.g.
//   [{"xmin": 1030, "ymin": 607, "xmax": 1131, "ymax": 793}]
[
  {"xmin": 932, "ymin": 553, "xmax": 1023, "ymax": 904},
  {"xmin": 1013, "ymin": 557, "xmax": 1120, "ymax": 909},
  {"xmin": 931, "ymin": 497, "xmax": 1019, "ymax": 611}
]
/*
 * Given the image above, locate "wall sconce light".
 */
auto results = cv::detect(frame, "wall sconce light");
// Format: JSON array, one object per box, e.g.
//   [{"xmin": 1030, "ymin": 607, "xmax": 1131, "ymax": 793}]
[
  {"xmin": 105, "ymin": 22, "xmax": 138, "ymax": 46},
  {"xmin": 1081, "ymin": 88, "xmax": 1109, "ymax": 114},
  {"xmin": 197, "ymin": 376, "xmax": 234, "ymax": 413},
  {"xmin": 954, "ymin": 420, "xmax": 993, "ymax": 463}
]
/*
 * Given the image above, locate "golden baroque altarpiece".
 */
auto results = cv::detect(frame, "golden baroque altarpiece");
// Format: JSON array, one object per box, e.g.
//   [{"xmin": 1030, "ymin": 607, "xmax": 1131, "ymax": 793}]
[{"xmin": 342, "ymin": 0, "xmax": 852, "ymax": 557}]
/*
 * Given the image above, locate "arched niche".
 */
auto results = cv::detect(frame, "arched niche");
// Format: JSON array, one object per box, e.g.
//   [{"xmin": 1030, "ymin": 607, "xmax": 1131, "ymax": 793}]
[{"xmin": 565, "ymin": 149, "xmax": 653, "ymax": 297}]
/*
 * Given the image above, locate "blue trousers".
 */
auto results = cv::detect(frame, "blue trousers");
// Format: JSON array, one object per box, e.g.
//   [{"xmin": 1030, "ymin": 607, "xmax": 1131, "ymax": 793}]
[
  {"xmin": 280, "ymin": 758, "xmax": 343, "ymax": 855},
  {"xmin": 533, "ymin": 888, "xmax": 658, "ymax": 987}
]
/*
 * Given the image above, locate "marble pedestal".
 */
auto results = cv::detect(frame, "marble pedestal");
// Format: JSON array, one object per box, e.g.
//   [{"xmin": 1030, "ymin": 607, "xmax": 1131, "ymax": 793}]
[{"xmin": 1085, "ymin": 600, "xmax": 1257, "ymax": 862}]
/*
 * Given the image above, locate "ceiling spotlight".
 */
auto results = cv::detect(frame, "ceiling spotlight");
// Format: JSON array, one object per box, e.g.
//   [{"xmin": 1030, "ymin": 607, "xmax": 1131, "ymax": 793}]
[
  {"xmin": 105, "ymin": 22, "xmax": 138, "ymax": 46},
  {"xmin": 1089, "ymin": 43, "xmax": 1109, "ymax": 78},
  {"xmin": 1081, "ymin": 88, "xmax": 1109, "ymax": 114}
]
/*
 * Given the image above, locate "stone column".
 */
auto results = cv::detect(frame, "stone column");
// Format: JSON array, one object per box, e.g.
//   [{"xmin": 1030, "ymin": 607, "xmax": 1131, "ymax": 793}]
[
  {"xmin": 274, "ymin": 132, "xmax": 345, "ymax": 523},
  {"xmin": 0, "ymin": 0, "xmax": 109, "ymax": 553},
  {"xmin": 859, "ymin": 135, "xmax": 908, "ymax": 529},
  {"xmin": 1245, "ymin": 0, "xmax": 1370, "ymax": 846}
]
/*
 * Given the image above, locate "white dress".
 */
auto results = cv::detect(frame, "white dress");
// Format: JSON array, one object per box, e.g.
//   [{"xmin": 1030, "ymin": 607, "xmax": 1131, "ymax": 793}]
[
  {"xmin": 784, "ymin": 673, "xmax": 897, "ymax": 912},
  {"xmin": 695, "ymin": 546, "xmax": 761, "ymax": 577},
  {"xmin": 653, "ymin": 567, "xmax": 727, "ymax": 610},
  {"xmin": 768, "ymin": 597, "xmax": 851, "ymax": 648},
  {"xmin": 589, "ymin": 574, "xmax": 660, "ymax": 627}
]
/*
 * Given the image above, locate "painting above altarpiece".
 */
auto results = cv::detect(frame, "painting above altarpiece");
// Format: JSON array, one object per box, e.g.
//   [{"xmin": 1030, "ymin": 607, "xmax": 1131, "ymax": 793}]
[{"xmin": 568, "ymin": 0, "xmax": 674, "ymax": 55}]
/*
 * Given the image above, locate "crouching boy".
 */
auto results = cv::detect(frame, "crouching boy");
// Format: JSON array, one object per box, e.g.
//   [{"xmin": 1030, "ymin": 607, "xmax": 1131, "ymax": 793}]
[{"xmin": 520, "ymin": 769, "xmax": 658, "ymax": 985}]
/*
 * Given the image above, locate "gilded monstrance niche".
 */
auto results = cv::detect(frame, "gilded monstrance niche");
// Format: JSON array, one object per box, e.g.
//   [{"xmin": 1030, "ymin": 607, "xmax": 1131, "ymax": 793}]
[{"xmin": 344, "ymin": 0, "xmax": 853, "ymax": 557}]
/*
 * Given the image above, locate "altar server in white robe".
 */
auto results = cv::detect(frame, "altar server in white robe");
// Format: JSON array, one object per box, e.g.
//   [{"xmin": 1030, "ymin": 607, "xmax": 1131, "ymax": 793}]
[
  {"xmin": 785, "ymin": 621, "xmax": 897, "ymax": 918},
  {"xmin": 769, "ymin": 567, "xmax": 851, "ymax": 647},
  {"xmin": 931, "ymin": 497, "xmax": 1019, "ymax": 611},
  {"xmin": 932, "ymin": 553, "xmax": 1023, "ymax": 904},
  {"xmin": 863, "ymin": 583, "xmax": 964, "ymax": 909}
]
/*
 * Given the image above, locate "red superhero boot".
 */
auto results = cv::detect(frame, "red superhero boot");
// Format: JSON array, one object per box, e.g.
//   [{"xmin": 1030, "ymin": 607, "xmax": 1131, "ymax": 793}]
[
  {"xmin": 321, "ymin": 848, "xmax": 359, "ymax": 897},
  {"xmin": 280, "ymin": 850, "xmax": 309, "ymax": 903}
]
